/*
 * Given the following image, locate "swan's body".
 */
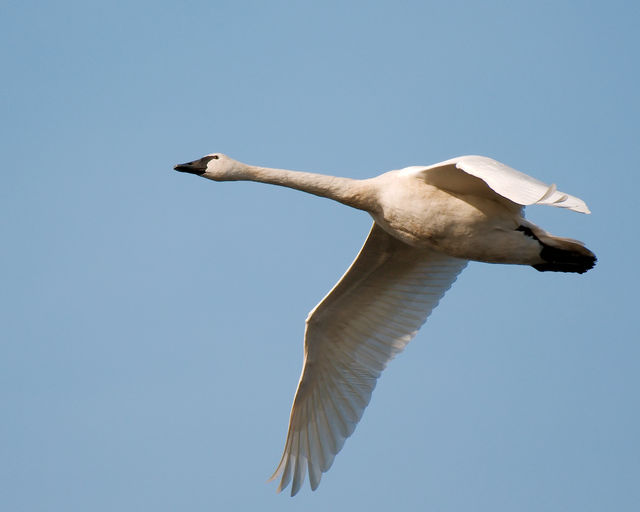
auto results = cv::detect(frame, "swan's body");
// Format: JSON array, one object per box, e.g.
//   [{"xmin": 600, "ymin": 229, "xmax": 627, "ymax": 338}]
[{"xmin": 174, "ymin": 153, "xmax": 595, "ymax": 495}]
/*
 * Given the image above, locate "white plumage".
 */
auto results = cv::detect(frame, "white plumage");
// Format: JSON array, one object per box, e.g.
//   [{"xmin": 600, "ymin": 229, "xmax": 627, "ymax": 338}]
[
  {"xmin": 174, "ymin": 153, "xmax": 596, "ymax": 495},
  {"xmin": 446, "ymin": 156, "xmax": 589, "ymax": 212},
  {"xmin": 270, "ymin": 225, "xmax": 468, "ymax": 494}
]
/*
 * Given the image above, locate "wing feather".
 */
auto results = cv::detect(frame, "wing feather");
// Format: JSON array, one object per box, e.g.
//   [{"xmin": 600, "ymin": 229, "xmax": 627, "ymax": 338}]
[
  {"xmin": 270, "ymin": 223, "xmax": 467, "ymax": 495},
  {"xmin": 411, "ymin": 155, "xmax": 591, "ymax": 213}
]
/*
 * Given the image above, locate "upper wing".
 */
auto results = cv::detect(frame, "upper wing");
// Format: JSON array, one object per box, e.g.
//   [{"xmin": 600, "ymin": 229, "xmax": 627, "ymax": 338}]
[
  {"xmin": 407, "ymin": 155, "xmax": 590, "ymax": 214},
  {"xmin": 270, "ymin": 223, "xmax": 468, "ymax": 495}
]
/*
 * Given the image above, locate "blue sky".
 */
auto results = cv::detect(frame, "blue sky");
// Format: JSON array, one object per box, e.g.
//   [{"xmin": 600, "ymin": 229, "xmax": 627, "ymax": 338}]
[{"xmin": 2, "ymin": 0, "xmax": 638, "ymax": 510}]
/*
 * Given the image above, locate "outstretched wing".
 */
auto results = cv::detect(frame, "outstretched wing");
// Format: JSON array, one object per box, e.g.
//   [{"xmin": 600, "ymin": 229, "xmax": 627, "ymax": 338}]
[
  {"xmin": 270, "ymin": 223, "xmax": 468, "ymax": 495},
  {"xmin": 409, "ymin": 155, "xmax": 590, "ymax": 214}
]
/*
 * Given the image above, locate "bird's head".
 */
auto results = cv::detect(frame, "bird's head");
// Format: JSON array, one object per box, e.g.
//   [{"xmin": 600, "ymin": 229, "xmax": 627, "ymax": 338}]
[{"xmin": 173, "ymin": 153, "xmax": 241, "ymax": 181}]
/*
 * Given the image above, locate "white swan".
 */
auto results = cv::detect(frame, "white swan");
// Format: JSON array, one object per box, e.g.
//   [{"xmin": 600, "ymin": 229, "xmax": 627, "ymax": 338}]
[{"xmin": 174, "ymin": 154, "xmax": 596, "ymax": 495}]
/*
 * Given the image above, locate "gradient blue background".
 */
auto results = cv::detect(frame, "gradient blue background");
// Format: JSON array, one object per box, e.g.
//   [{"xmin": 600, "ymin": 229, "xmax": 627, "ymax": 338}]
[{"xmin": 2, "ymin": 1, "xmax": 638, "ymax": 510}]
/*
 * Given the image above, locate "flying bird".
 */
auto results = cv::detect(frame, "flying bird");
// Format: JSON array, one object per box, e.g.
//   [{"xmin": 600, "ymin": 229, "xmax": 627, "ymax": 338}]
[{"xmin": 174, "ymin": 153, "xmax": 596, "ymax": 495}]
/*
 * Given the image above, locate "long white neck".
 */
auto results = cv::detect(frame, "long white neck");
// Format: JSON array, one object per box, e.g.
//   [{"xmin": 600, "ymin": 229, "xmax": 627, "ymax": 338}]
[{"xmin": 219, "ymin": 163, "xmax": 378, "ymax": 212}]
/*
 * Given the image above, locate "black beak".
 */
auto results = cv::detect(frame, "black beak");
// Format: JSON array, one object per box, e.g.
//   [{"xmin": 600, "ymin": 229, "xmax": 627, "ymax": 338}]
[{"xmin": 174, "ymin": 161, "xmax": 207, "ymax": 175}]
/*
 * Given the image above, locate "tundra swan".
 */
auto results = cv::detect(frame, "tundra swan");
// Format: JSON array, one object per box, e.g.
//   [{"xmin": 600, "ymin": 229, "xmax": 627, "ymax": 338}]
[{"xmin": 174, "ymin": 153, "xmax": 596, "ymax": 495}]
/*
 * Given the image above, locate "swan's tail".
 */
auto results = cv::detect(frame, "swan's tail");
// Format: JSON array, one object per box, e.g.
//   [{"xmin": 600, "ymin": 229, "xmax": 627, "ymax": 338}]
[{"xmin": 517, "ymin": 225, "xmax": 597, "ymax": 274}]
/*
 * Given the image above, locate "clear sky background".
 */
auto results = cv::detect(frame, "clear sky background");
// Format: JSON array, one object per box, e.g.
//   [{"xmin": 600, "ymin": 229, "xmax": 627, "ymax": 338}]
[{"xmin": 2, "ymin": 1, "xmax": 638, "ymax": 510}]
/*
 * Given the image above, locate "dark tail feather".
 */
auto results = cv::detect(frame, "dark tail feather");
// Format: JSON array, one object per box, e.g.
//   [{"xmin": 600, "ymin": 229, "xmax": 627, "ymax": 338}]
[
  {"xmin": 533, "ymin": 244, "xmax": 597, "ymax": 274},
  {"xmin": 517, "ymin": 225, "xmax": 597, "ymax": 274}
]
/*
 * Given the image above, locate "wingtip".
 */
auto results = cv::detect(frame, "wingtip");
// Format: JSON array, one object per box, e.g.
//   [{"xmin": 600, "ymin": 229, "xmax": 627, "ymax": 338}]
[
  {"xmin": 267, "ymin": 459, "xmax": 284, "ymax": 484},
  {"xmin": 536, "ymin": 187, "xmax": 592, "ymax": 214},
  {"xmin": 269, "ymin": 456, "xmax": 292, "ymax": 495},
  {"xmin": 568, "ymin": 202, "xmax": 591, "ymax": 214}
]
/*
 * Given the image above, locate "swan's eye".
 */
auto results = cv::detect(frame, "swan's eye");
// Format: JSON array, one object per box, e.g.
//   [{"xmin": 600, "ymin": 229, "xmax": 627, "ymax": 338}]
[{"xmin": 212, "ymin": 155, "xmax": 219, "ymax": 159}]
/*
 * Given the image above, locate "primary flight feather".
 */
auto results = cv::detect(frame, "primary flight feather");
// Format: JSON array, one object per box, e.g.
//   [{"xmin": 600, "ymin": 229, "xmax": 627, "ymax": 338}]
[{"xmin": 174, "ymin": 154, "xmax": 596, "ymax": 495}]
